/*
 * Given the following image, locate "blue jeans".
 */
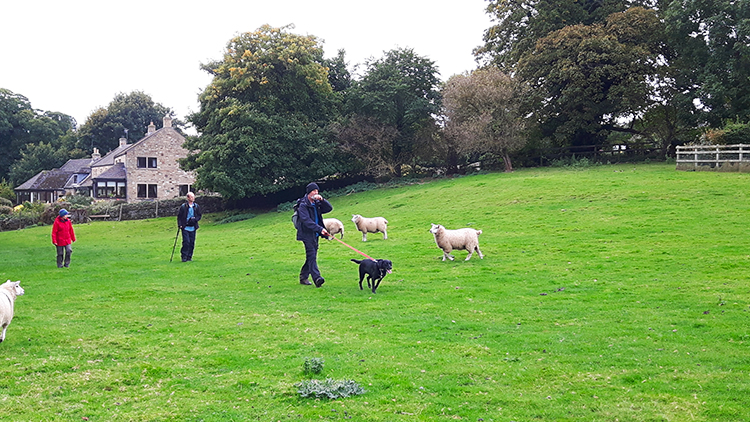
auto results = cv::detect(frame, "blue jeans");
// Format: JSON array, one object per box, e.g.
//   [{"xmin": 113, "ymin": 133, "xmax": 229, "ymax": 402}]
[
  {"xmin": 181, "ymin": 229, "xmax": 196, "ymax": 261},
  {"xmin": 300, "ymin": 237, "xmax": 321, "ymax": 281}
]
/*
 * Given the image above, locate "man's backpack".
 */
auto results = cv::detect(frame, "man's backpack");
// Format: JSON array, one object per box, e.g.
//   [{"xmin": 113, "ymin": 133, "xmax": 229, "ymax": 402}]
[{"xmin": 291, "ymin": 199, "xmax": 302, "ymax": 230}]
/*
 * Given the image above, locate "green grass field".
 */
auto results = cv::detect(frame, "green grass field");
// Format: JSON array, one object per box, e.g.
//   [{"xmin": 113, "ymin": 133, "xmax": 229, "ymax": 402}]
[{"xmin": 1, "ymin": 163, "xmax": 749, "ymax": 421}]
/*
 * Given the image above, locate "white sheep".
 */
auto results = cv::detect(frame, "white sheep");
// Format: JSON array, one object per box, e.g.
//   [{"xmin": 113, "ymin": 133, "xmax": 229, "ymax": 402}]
[
  {"xmin": 323, "ymin": 218, "xmax": 345, "ymax": 239},
  {"xmin": 430, "ymin": 223, "xmax": 484, "ymax": 261},
  {"xmin": 351, "ymin": 214, "xmax": 388, "ymax": 242},
  {"xmin": 0, "ymin": 280, "xmax": 25, "ymax": 343}
]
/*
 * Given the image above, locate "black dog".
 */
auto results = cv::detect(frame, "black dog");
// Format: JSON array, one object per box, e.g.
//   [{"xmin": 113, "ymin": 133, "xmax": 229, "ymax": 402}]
[{"xmin": 351, "ymin": 258, "xmax": 393, "ymax": 293}]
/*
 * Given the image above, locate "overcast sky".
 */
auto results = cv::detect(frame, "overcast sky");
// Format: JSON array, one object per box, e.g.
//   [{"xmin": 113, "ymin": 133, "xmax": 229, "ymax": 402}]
[{"xmin": 1, "ymin": 1, "xmax": 493, "ymax": 130}]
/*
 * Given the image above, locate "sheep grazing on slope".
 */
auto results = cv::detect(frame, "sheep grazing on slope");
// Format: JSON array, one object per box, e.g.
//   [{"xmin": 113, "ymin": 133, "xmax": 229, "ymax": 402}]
[
  {"xmin": 430, "ymin": 223, "xmax": 484, "ymax": 261},
  {"xmin": 0, "ymin": 280, "xmax": 25, "ymax": 343},
  {"xmin": 351, "ymin": 214, "xmax": 388, "ymax": 242},
  {"xmin": 323, "ymin": 218, "xmax": 345, "ymax": 239}
]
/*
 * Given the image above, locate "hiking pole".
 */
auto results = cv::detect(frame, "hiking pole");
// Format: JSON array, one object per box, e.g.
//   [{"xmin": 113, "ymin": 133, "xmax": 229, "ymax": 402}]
[
  {"xmin": 330, "ymin": 236, "xmax": 375, "ymax": 261},
  {"xmin": 169, "ymin": 227, "xmax": 180, "ymax": 262}
]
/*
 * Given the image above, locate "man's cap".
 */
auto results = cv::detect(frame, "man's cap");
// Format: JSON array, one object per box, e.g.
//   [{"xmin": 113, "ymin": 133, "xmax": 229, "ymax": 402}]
[
  {"xmin": 59, "ymin": 209, "xmax": 69, "ymax": 217},
  {"xmin": 306, "ymin": 182, "xmax": 320, "ymax": 194}
]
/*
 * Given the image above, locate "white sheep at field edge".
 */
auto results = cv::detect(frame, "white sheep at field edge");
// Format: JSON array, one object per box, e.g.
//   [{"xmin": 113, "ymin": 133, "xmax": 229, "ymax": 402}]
[
  {"xmin": 0, "ymin": 280, "xmax": 25, "ymax": 343},
  {"xmin": 351, "ymin": 214, "xmax": 388, "ymax": 242},
  {"xmin": 429, "ymin": 223, "xmax": 484, "ymax": 261}
]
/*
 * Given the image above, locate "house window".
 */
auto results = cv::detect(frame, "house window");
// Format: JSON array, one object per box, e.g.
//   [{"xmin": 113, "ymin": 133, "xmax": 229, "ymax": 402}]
[
  {"xmin": 137, "ymin": 184, "xmax": 158, "ymax": 198},
  {"xmin": 96, "ymin": 181, "xmax": 126, "ymax": 198},
  {"xmin": 179, "ymin": 184, "xmax": 192, "ymax": 196},
  {"xmin": 137, "ymin": 157, "xmax": 158, "ymax": 168}
]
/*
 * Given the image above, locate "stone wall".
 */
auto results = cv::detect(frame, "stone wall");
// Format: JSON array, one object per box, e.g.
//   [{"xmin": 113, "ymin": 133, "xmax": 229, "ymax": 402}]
[{"xmin": 90, "ymin": 195, "xmax": 225, "ymax": 221}]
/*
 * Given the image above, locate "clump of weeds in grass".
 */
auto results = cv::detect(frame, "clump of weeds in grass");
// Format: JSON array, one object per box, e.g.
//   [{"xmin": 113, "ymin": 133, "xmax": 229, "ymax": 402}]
[
  {"xmin": 303, "ymin": 357, "xmax": 324, "ymax": 374},
  {"xmin": 294, "ymin": 379, "xmax": 365, "ymax": 399}
]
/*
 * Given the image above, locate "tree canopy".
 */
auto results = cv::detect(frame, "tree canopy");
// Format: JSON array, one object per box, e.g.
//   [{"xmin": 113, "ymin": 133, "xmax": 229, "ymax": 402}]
[
  {"xmin": 0, "ymin": 88, "xmax": 77, "ymax": 182},
  {"xmin": 184, "ymin": 25, "xmax": 344, "ymax": 200},
  {"xmin": 517, "ymin": 7, "xmax": 666, "ymax": 146},
  {"xmin": 663, "ymin": 0, "xmax": 750, "ymax": 125},
  {"xmin": 342, "ymin": 48, "xmax": 441, "ymax": 177},
  {"xmin": 475, "ymin": 0, "xmax": 641, "ymax": 70},
  {"xmin": 443, "ymin": 68, "xmax": 525, "ymax": 172},
  {"xmin": 77, "ymin": 91, "xmax": 178, "ymax": 154}
]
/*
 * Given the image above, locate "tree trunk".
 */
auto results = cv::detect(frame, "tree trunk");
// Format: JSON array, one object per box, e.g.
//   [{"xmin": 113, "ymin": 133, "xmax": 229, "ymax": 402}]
[{"xmin": 502, "ymin": 152, "xmax": 514, "ymax": 172}]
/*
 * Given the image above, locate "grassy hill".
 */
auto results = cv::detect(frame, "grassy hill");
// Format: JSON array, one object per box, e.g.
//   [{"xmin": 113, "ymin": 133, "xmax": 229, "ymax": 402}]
[{"xmin": 1, "ymin": 163, "xmax": 749, "ymax": 421}]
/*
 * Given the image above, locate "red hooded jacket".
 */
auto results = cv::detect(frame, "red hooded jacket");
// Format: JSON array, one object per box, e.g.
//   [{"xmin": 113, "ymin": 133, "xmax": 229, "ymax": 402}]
[{"xmin": 51, "ymin": 216, "xmax": 76, "ymax": 246}]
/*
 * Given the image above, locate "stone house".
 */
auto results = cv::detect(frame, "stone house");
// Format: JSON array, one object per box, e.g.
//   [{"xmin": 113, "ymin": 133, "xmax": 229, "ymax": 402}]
[{"xmin": 15, "ymin": 115, "xmax": 196, "ymax": 204}]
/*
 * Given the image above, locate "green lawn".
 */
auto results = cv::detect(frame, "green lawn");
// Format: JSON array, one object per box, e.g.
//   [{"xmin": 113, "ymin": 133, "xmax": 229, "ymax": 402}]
[{"xmin": 1, "ymin": 163, "xmax": 749, "ymax": 421}]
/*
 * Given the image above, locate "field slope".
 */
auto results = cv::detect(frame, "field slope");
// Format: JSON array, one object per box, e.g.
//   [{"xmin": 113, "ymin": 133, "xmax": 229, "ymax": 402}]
[{"xmin": 1, "ymin": 163, "xmax": 749, "ymax": 421}]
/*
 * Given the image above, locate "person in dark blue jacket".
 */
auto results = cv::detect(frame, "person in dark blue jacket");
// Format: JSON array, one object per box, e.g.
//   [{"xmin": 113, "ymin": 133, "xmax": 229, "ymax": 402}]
[
  {"xmin": 296, "ymin": 182, "xmax": 332, "ymax": 287},
  {"xmin": 177, "ymin": 192, "xmax": 202, "ymax": 262}
]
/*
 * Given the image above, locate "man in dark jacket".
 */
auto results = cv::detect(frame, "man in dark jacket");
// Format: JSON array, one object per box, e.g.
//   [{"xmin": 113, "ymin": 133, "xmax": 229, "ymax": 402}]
[
  {"xmin": 177, "ymin": 192, "xmax": 202, "ymax": 262},
  {"xmin": 296, "ymin": 182, "xmax": 332, "ymax": 287}
]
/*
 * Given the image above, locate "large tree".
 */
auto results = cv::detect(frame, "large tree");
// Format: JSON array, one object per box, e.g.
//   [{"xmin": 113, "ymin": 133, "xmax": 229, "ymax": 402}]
[
  {"xmin": 443, "ymin": 68, "xmax": 525, "ymax": 172},
  {"xmin": 342, "ymin": 48, "xmax": 441, "ymax": 177},
  {"xmin": 663, "ymin": 0, "xmax": 750, "ymax": 126},
  {"xmin": 0, "ymin": 88, "xmax": 77, "ymax": 181},
  {"xmin": 8, "ymin": 131, "xmax": 86, "ymax": 186},
  {"xmin": 475, "ymin": 0, "xmax": 644, "ymax": 70},
  {"xmin": 78, "ymin": 91, "xmax": 178, "ymax": 154},
  {"xmin": 8, "ymin": 142, "xmax": 69, "ymax": 186},
  {"xmin": 517, "ymin": 7, "xmax": 666, "ymax": 147},
  {"xmin": 183, "ymin": 25, "xmax": 344, "ymax": 199}
]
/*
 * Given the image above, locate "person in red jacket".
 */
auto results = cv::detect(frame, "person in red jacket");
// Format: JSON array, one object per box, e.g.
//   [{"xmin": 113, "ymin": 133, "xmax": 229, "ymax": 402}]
[{"xmin": 51, "ymin": 208, "xmax": 76, "ymax": 268}]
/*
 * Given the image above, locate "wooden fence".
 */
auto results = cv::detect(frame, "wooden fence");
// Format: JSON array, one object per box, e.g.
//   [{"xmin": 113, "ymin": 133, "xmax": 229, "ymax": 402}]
[{"xmin": 676, "ymin": 144, "xmax": 750, "ymax": 172}]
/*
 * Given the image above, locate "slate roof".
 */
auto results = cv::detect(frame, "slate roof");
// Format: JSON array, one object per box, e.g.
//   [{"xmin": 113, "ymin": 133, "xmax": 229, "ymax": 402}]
[
  {"xmin": 95, "ymin": 162, "xmax": 127, "ymax": 180},
  {"xmin": 14, "ymin": 170, "xmax": 70, "ymax": 192},
  {"xmin": 59, "ymin": 158, "xmax": 93, "ymax": 173},
  {"xmin": 91, "ymin": 144, "xmax": 136, "ymax": 167}
]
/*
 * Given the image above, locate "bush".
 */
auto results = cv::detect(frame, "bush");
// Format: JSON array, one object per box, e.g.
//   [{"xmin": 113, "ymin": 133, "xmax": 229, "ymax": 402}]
[
  {"xmin": 0, "ymin": 180, "xmax": 14, "ymax": 203},
  {"xmin": 550, "ymin": 155, "xmax": 598, "ymax": 169},
  {"xmin": 42, "ymin": 202, "xmax": 72, "ymax": 225},
  {"xmin": 302, "ymin": 357, "xmax": 324, "ymax": 374},
  {"xmin": 65, "ymin": 194, "xmax": 94, "ymax": 206},
  {"xmin": 0, "ymin": 197, "xmax": 12, "ymax": 207},
  {"xmin": 294, "ymin": 379, "xmax": 365, "ymax": 399},
  {"xmin": 0, "ymin": 205, "xmax": 12, "ymax": 215},
  {"xmin": 0, "ymin": 213, "xmax": 40, "ymax": 231},
  {"xmin": 215, "ymin": 212, "xmax": 256, "ymax": 225},
  {"xmin": 21, "ymin": 201, "xmax": 46, "ymax": 214}
]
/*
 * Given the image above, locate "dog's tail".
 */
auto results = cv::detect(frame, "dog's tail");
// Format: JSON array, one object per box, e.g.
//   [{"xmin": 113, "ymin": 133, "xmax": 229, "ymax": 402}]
[{"xmin": 351, "ymin": 259, "xmax": 363, "ymax": 264}]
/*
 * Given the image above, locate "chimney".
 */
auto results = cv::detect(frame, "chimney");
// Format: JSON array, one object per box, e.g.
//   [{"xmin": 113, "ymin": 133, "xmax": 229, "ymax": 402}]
[
  {"xmin": 91, "ymin": 148, "xmax": 101, "ymax": 163},
  {"xmin": 163, "ymin": 114, "xmax": 172, "ymax": 128},
  {"xmin": 147, "ymin": 121, "xmax": 156, "ymax": 134},
  {"xmin": 119, "ymin": 137, "xmax": 127, "ymax": 147}
]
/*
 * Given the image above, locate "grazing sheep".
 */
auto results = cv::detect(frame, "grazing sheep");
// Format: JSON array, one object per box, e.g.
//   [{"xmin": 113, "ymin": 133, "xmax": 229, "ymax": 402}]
[
  {"xmin": 323, "ymin": 218, "xmax": 345, "ymax": 239},
  {"xmin": 0, "ymin": 280, "xmax": 25, "ymax": 343},
  {"xmin": 429, "ymin": 223, "xmax": 484, "ymax": 261},
  {"xmin": 351, "ymin": 214, "xmax": 388, "ymax": 242}
]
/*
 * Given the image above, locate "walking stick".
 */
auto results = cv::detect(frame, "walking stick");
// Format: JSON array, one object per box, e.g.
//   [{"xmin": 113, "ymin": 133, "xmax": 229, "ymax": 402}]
[{"xmin": 170, "ymin": 227, "xmax": 181, "ymax": 262}]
